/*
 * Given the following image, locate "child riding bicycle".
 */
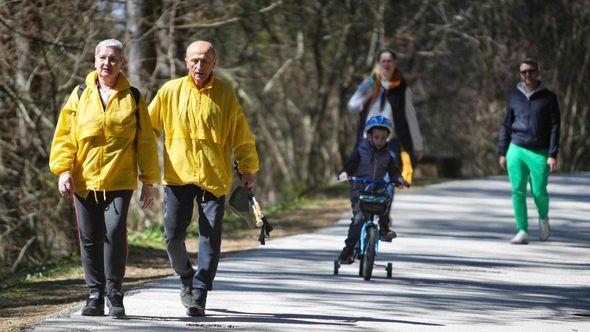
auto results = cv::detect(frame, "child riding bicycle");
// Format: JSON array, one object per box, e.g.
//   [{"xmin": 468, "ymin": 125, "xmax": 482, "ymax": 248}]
[{"xmin": 337, "ymin": 115, "xmax": 408, "ymax": 264}]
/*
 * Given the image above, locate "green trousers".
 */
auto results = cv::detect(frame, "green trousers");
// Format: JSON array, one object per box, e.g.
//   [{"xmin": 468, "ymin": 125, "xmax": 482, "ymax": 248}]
[{"xmin": 506, "ymin": 143, "xmax": 550, "ymax": 231}]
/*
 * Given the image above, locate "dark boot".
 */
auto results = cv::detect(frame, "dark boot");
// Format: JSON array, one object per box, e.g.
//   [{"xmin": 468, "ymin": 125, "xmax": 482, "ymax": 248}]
[
  {"xmin": 81, "ymin": 292, "xmax": 104, "ymax": 316},
  {"xmin": 106, "ymin": 289, "xmax": 125, "ymax": 318},
  {"xmin": 180, "ymin": 283, "xmax": 193, "ymax": 308},
  {"xmin": 186, "ymin": 288, "xmax": 207, "ymax": 317}
]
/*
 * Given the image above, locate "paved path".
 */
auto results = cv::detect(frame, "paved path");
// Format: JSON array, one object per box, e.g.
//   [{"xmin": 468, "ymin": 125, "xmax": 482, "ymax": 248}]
[{"xmin": 29, "ymin": 175, "xmax": 590, "ymax": 331}]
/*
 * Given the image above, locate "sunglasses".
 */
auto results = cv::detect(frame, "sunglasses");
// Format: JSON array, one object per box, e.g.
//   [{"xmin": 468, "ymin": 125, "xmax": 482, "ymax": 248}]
[{"xmin": 520, "ymin": 69, "xmax": 537, "ymax": 75}]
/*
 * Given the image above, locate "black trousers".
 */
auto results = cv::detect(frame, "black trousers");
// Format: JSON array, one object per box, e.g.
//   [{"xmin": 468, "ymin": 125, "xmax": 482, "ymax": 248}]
[
  {"xmin": 163, "ymin": 184, "xmax": 224, "ymax": 292},
  {"xmin": 344, "ymin": 188, "xmax": 389, "ymax": 250},
  {"xmin": 73, "ymin": 190, "xmax": 132, "ymax": 295}
]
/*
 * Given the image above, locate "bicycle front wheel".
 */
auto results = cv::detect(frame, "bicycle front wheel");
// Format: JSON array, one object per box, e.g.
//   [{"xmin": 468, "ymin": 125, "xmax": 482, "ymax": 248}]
[{"xmin": 362, "ymin": 226, "xmax": 377, "ymax": 281}]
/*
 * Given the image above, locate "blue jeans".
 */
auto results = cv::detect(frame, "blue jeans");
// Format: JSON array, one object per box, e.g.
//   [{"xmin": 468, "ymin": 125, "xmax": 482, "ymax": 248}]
[{"xmin": 163, "ymin": 185, "xmax": 225, "ymax": 292}]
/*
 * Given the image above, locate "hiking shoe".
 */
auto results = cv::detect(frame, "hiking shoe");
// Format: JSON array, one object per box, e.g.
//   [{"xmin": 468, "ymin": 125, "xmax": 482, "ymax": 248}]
[
  {"xmin": 81, "ymin": 292, "xmax": 104, "ymax": 316},
  {"xmin": 380, "ymin": 229, "xmax": 397, "ymax": 242},
  {"xmin": 539, "ymin": 217, "xmax": 551, "ymax": 241},
  {"xmin": 106, "ymin": 290, "xmax": 125, "ymax": 318},
  {"xmin": 338, "ymin": 247, "xmax": 355, "ymax": 265},
  {"xmin": 510, "ymin": 230, "xmax": 529, "ymax": 245},
  {"xmin": 186, "ymin": 289, "xmax": 206, "ymax": 317},
  {"xmin": 180, "ymin": 283, "xmax": 193, "ymax": 308}
]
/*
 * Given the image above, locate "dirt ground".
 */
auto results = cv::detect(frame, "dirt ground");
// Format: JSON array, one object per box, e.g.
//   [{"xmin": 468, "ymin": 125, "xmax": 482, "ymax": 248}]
[{"xmin": 0, "ymin": 197, "xmax": 349, "ymax": 332}]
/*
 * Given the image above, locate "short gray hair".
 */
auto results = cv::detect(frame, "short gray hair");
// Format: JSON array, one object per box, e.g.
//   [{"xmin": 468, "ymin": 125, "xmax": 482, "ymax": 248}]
[{"xmin": 95, "ymin": 39, "xmax": 124, "ymax": 57}]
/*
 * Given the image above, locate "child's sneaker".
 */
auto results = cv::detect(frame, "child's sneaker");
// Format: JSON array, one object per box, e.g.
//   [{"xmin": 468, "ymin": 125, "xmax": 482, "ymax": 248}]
[
  {"xmin": 338, "ymin": 247, "xmax": 354, "ymax": 265},
  {"xmin": 379, "ymin": 224, "xmax": 397, "ymax": 242},
  {"xmin": 510, "ymin": 230, "xmax": 529, "ymax": 245},
  {"xmin": 379, "ymin": 229, "xmax": 397, "ymax": 242}
]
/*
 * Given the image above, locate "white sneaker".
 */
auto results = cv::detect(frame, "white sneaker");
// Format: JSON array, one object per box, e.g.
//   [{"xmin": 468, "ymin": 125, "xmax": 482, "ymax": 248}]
[
  {"xmin": 539, "ymin": 217, "xmax": 551, "ymax": 241},
  {"xmin": 510, "ymin": 230, "xmax": 529, "ymax": 245}
]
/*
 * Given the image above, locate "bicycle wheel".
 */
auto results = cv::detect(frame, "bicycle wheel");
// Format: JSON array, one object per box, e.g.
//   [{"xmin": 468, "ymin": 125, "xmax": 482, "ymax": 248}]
[{"xmin": 362, "ymin": 226, "xmax": 377, "ymax": 281}]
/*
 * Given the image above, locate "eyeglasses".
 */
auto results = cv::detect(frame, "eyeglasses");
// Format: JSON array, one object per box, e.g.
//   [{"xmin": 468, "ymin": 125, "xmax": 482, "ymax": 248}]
[{"xmin": 520, "ymin": 69, "xmax": 537, "ymax": 76}]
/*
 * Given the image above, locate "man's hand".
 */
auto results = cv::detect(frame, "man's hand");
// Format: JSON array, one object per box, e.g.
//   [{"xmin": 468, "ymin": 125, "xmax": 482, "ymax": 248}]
[
  {"xmin": 414, "ymin": 149, "xmax": 424, "ymax": 161},
  {"xmin": 547, "ymin": 157, "xmax": 558, "ymax": 173},
  {"xmin": 58, "ymin": 172, "xmax": 75, "ymax": 197},
  {"xmin": 241, "ymin": 172, "xmax": 255, "ymax": 191},
  {"xmin": 499, "ymin": 156, "xmax": 506, "ymax": 170},
  {"xmin": 139, "ymin": 184, "xmax": 156, "ymax": 209}
]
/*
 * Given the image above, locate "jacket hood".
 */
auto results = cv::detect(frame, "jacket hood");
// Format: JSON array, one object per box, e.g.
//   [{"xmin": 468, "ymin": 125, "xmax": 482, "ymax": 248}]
[{"xmin": 517, "ymin": 81, "xmax": 546, "ymax": 99}]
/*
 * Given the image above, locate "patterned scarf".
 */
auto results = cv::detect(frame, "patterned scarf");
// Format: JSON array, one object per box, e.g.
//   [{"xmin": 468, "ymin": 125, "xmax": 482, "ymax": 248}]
[{"xmin": 369, "ymin": 69, "xmax": 402, "ymax": 106}]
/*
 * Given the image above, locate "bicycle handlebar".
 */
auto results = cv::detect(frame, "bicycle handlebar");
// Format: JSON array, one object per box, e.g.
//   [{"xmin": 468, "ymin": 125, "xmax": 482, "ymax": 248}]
[{"xmin": 345, "ymin": 176, "xmax": 409, "ymax": 188}]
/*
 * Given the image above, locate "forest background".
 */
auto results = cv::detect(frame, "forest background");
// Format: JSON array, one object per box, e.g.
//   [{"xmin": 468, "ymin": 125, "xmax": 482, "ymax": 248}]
[{"xmin": 1, "ymin": 0, "xmax": 588, "ymax": 279}]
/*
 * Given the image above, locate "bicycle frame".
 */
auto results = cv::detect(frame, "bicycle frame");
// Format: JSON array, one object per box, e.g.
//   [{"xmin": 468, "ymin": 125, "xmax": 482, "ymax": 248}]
[{"xmin": 350, "ymin": 177, "xmax": 396, "ymax": 258}]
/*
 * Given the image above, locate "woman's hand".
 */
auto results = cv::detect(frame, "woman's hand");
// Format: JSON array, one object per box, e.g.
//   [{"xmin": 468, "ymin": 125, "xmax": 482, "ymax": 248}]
[{"xmin": 58, "ymin": 172, "xmax": 75, "ymax": 197}]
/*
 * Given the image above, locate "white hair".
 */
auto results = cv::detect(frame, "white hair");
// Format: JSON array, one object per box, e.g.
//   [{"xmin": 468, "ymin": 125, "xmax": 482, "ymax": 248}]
[{"xmin": 95, "ymin": 39, "xmax": 124, "ymax": 57}]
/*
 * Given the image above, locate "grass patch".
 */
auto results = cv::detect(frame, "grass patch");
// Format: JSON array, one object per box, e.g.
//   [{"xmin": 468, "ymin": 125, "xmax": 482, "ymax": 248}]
[
  {"xmin": 0, "ymin": 256, "xmax": 82, "ymax": 293},
  {"xmin": 128, "ymin": 223, "xmax": 166, "ymax": 249}
]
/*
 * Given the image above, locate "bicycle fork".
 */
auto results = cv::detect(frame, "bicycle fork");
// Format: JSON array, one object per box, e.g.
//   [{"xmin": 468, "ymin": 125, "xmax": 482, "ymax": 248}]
[{"xmin": 360, "ymin": 216, "xmax": 380, "ymax": 255}]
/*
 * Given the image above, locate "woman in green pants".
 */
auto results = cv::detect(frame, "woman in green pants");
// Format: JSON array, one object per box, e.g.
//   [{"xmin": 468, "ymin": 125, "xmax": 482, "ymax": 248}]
[{"xmin": 498, "ymin": 58, "xmax": 561, "ymax": 245}]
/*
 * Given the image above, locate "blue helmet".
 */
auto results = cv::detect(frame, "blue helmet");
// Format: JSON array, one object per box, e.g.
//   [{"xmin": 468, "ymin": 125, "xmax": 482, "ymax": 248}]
[{"xmin": 365, "ymin": 115, "xmax": 393, "ymax": 134}]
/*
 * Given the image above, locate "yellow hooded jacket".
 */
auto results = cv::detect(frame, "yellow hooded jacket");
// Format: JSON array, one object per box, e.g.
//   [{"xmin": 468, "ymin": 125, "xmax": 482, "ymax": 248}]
[
  {"xmin": 49, "ymin": 71, "xmax": 160, "ymax": 198},
  {"xmin": 148, "ymin": 74, "xmax": 259, "ymax": 197}
]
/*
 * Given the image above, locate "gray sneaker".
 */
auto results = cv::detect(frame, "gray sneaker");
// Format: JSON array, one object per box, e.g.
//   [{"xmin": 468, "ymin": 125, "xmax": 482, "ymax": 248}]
[
  {"xmin": 510, "ymin": 230, "xmax": 529, "ymax": 245},
  {"xmin": 539, "ymin": 217, "xmax": 551, "ymax": 241}
]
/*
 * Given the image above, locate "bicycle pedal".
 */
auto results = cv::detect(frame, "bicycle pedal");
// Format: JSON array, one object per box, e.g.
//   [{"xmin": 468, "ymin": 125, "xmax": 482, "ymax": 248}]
[{"xmin": 379, "ymin": 236, "xmax": 393, "ymax": 242}]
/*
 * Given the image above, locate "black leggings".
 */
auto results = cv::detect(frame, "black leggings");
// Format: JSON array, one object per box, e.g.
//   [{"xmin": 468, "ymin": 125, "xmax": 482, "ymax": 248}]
[{"xmin": 73, "ymin": 190, "xmax": 132, "ymax": 295}]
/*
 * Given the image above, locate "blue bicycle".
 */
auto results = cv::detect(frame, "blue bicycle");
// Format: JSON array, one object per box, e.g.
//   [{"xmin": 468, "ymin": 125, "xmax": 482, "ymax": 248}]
[{"xmin": 334, "ymin": 177, "xmax": 403, "ymax": 280}]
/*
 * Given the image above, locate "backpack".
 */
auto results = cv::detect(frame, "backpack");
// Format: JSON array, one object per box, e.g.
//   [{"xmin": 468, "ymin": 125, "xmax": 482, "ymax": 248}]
[{"xmin": 77, "ymin": 82, "xmax": 142, "ymax": 129}]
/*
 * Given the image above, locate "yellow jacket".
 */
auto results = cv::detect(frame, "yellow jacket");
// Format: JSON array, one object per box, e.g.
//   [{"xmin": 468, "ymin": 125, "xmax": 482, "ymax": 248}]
[
  {"xmin": 49, "ymin": 71, "xmax": 160, "ymax": 198},
  {"xmin": 148, "ymin": 74, "xmax": 259, "ymax": 197}
]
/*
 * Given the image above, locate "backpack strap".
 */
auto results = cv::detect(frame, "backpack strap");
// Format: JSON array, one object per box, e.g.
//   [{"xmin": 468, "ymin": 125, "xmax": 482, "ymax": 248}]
[
  {"xmin": 129, "ymin": 86, "xmax": 141, "ymax": 106},
  {"xmin": 77, "ymin": 82, "xmax": 87, "ymax": 100}
]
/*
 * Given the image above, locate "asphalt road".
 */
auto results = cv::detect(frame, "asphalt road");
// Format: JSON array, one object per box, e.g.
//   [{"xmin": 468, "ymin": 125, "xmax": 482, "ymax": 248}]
[{"xmin": 28, "ymin": 175, "xmax": 590, "ymax": 331}]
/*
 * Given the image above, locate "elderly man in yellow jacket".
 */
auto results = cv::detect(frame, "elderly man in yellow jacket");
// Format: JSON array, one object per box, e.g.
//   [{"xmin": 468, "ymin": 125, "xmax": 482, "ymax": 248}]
[
  {"xmin": 49, "ymin": 39, "xmax": 159, "ymax": 318},
  {"xmin": 149, "ymin": 40, "xmax": 259, "ymax": 317}
]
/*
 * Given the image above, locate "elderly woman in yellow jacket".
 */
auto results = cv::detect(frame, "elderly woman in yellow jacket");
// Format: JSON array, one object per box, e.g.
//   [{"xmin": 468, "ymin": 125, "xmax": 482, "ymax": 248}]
[
  {"xmin": 149, "ymin": 40, "xmax": 259, "ymax": 317},
  {"xmin": 49, "ymin": 39, "xmax": 159, "ymax": 318}
]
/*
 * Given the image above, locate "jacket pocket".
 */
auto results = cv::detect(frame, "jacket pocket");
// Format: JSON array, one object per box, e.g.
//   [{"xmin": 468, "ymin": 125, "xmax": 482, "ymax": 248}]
[
  {"xmin": 77, "ymin": 126, "xmax": 103, "ymax": 141},
  {"xmin": 106, "ymin": 125, "xmax": 136, "ymax": 139}
]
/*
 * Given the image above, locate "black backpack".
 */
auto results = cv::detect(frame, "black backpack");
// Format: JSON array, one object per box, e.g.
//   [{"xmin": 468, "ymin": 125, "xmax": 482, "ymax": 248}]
[{"xmin": 77, "ymin": 82, "xmax": 142, "ymax": 129}]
